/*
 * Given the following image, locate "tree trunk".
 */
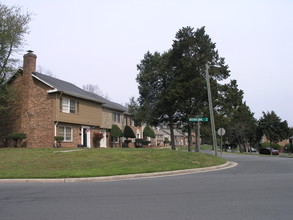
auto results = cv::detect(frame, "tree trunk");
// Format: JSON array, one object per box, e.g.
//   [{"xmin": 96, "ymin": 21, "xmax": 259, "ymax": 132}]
[
  {"xmin": 169, "ymin": 119, "xmax": 176, "ymax": 150},
  {"xmin": 187, "ymin": 123, "xmax": 192, "ymax": 152}
]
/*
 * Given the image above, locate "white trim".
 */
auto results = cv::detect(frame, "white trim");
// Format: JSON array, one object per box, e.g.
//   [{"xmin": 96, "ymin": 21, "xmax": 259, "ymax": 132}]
[
  {"xmin": 47, "ymin": 88, "xmax": 58, "ymax": 93},
  {"xmin": 32, "ymin": 74, "xmax": 55, "ymax": 89},
  {"xmin": 81, "ymin": 126, "xmax": 91, "ymax": 148},
  {"xmin": 100, "ymin": 130, "xmax": 107, "ymax": 148}
]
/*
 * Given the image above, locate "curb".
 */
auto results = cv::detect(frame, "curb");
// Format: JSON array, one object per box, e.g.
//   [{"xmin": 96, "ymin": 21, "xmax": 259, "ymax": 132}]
[{"xmin": 0, "ymin": 161, "xmax": 237, "ymax": 183}]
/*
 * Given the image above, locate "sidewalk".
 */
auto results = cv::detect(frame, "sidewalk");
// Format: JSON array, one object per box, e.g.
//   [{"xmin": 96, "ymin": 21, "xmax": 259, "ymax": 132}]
[{"xmin": 0, "ymin": 161, "xmax": 237, "ymax": 183}]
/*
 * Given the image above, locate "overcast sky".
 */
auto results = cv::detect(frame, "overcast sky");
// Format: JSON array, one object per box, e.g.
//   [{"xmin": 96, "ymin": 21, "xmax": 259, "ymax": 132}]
[{"xmin": 4, "ymin": 0, "xmax": 293, "ymax": 126}]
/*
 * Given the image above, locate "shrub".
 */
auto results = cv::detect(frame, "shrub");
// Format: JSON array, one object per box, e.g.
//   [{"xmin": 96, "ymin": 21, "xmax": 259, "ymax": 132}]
[
  {"xmin": 261, "ymin": 142, "xmax": 270, "ymax": 148},
  {"xmin": 164, "ymin": 137, "xmax": 170, "ymax": 145},
  {"xmin": 110, "ymin": 124, "xmax": 122, "ymax": 138},
  {"xmin": 123, "ymin": 125, "xmax": 135, "ymax": 139},
  {"xmin": 143, "ymin": 126, "xmax": 156, "ymax": 138},
  {"xmin": 54, "ymin": 136, "xmax": 64, "ymax": 148},
  {"xmin": 123, "ymin": 140, "xmax": 132, "ymax": 148},
  {"xmin": 7, "ymin": 133, "xmax": 27, "ymax": 148},
  {"xmin": 135, "ymin": 138, "xmax": 150, "ymax": 148},
  {"xmin": 285, "ymin": 143, "xmax": 293, "ymax": 153},
  {"xmin": 261, "ymin": 142, "xmax": 280, "ymax": 150}
]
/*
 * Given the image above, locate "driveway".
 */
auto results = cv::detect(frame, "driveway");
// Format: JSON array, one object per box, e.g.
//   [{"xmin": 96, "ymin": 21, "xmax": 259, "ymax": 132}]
[{"xmin": 1, "ymin": 153, "xmax": 293, "ymax": 220}]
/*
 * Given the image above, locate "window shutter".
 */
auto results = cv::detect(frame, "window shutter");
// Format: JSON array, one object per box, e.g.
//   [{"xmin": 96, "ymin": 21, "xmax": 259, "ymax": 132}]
[
  {"xmin": 60, "ymin": 98, "xmax": 62, "ymax": 111},
  {"xmin": 76, "ymin": 101, "xmax": 79, "ymax": 114}
]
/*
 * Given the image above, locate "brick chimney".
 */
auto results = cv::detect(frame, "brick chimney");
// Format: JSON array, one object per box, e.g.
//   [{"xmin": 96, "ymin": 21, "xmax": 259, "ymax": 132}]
[
  {"xmin": 23, "ymin": 50, "xmax": 37, "ymax": 74},
  {"xmin": 20, "ymin": 50, "xmax": 37, "ymax": 147}
]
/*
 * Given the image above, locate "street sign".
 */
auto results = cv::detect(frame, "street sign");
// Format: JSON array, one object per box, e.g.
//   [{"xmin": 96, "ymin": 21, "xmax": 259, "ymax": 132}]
[
  {"xmin": 217, "ymin": 128, "xmax": 226, "ymax": 136},
  {"xmin": 189, "ymin": 118, "xmax": 208, "ymax": 122}
]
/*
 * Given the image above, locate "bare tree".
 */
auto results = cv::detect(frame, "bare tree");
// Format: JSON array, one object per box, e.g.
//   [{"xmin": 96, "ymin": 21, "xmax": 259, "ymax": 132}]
[{"xmin": 82, "ymin": 84, "xmax": 111, "ymax": 100}]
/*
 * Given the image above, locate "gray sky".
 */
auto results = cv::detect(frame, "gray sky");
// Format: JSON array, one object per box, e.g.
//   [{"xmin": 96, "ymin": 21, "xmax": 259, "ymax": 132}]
[{"xmin": 5, "ymin": 0, "xmax": 293, "ymax": 126}]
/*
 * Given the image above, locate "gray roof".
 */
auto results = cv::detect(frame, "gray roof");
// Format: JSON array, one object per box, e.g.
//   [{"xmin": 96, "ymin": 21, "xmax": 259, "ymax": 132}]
[{"xmin": 33, "ymin": 72, "xmax": 128, "ymax": 112}]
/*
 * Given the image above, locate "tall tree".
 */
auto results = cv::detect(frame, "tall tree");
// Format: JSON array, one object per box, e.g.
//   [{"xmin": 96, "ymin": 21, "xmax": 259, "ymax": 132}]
[
  {"xmin": 169, "ymin": 26, "xmax": 230, "ymax": 151},
  {"xmin": 136, "ymin": 27, "xmax": 231, "ymax": 151},
  {"xmin": 0, "ymin": 3, "xmax": 31, "ymax": 85},
  {"xmin": 136, "ymin": 51, "xmax": 179, "ymax": 150},
  {"xmin": 258, "ymin": 111, "xmax": 289, "ymax": 148},
  {"xmin": 0, "ymin": 3, "xmax": 31, "ymax": 118},
  {"xmin": 227, "ymin": 103, "xmax": 257, "ymax": 152}
]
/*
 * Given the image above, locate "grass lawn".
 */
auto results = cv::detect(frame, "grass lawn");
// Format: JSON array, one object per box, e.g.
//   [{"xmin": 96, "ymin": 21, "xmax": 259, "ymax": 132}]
[{"xmin": 0, "ymin": 148, "xmax": 226, "ymax": 179}]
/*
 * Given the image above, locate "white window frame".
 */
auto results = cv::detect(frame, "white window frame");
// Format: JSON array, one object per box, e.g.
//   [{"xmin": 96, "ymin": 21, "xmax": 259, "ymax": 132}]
[
  {"xmin": 61, "ymin": 98, "xmax": 77, "ymax": 114},
  {"xmin": 58, "ymin": 126, "xmax": 73, "ymax": 142}
]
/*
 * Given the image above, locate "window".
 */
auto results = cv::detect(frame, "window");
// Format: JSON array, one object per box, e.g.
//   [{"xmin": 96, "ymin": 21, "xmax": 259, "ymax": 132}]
[
  {"xmin": 58, "ymin": 126, "xmax": 73, "ymax": 141},
  {"xmin": 61, "ymin": 98, "xmax": 78, "ymax": 114},
  {"xmin": 112, "ymin": 112, "xmax": 121, "ymax": 123},
  {"xmin": 111, "ymin": 137, "xmax": 119, "ymax": 143}
]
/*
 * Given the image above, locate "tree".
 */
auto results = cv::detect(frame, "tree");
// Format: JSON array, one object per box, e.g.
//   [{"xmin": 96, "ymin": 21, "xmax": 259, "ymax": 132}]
[
  {"xmin": 110, "ymin": 124, "xmax": 122, "ymax": 148},
  {"xmin": 82, "ymin": 84, "xmax": 111, "ymax": 100},
  {"xmin": 143, "ymin": 126, "xmax": 156, "ymax": 139},
  {"xmin": 258, "ymin": 111, "xmax": 289, "ymax": 151},
  {"xmin": 135, "ymin": 26, "xmax": 230, "ymax": 151},
  {"xmin": 136, "ymin": 51, "xmax": 179, "ymax": 150},
  {"xmin": 0, "ymin": 3, "xmax": 31, "ymax": 85},
  {"xmin": 123, "ymin": 125, "xmax": 135, "ymax": 147},
  {"xmin": 169, "ymin": 26, "xmax": 230, "ymax": 151},
  {"xmin": 227, "ymin": 103, "xmax": 257, "ymax": 152},
  {"xmin": 0, "ymin": 3, "xmax": 31, "ymax": 118}
]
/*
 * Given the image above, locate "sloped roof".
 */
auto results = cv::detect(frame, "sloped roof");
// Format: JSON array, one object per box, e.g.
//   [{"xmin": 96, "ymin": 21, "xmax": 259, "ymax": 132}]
[{"xmin": 32, "ymin": 72, "xmax": 128, "ymax": 113}]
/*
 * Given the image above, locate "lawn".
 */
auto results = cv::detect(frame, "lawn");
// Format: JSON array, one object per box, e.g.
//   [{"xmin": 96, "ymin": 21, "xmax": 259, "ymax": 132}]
[{"xmin": 0, "ymin": 148, "xmax": 226, "ymax": 179}]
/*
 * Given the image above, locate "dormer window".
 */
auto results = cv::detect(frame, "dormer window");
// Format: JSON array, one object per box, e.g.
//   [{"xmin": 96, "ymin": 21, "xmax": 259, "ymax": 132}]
[{"xmin": 61, "ymin": 97, "xmax": 78, "ymax": 114}]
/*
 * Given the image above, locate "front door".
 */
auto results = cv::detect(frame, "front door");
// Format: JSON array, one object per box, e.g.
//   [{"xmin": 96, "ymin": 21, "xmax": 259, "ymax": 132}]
[
  {"xmin": 83, "ymin": 128, "xmax": 87, "ymax": 147},
  {"xmin": 81, "ymin": 126, "xmax": 91, "ymax": 148}
]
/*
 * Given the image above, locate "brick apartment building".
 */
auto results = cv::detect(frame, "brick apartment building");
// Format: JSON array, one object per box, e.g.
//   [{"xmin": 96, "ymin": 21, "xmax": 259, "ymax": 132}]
[{"xmin": 0, "ymin": 51, "xmax": 140, "ymax": 148}]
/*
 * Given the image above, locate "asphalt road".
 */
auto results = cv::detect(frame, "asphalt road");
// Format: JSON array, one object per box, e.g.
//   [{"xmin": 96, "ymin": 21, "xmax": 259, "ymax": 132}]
[{"xmin": 1, "ymin": 153, "xmax": 293, "ymax": 220}]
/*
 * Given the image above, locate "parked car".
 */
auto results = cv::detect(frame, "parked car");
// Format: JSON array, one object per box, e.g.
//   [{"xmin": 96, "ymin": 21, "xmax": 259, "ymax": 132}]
[
  {"xmin": 248, "ymin": 147, "xmax": 257, "ymax": 152},
  {"xmin": 259, "ymin": 148, "xmax": 279, "ymax": 155}
]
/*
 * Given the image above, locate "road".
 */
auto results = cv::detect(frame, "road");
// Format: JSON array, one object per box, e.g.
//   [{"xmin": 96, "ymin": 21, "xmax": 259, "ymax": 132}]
[{"xmin": 1, "ymin": 153, "xmax": 293, "ymax": 220}]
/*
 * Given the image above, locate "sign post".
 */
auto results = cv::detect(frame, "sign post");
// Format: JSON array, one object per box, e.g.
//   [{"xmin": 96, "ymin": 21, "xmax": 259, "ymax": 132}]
[
  {"xmin": 217, "ymin": 128, "xmax": 226, "ymax": 157},
  {"xmin": 188, "ymin": 117, "xmax": 209, "ymax": 152}
]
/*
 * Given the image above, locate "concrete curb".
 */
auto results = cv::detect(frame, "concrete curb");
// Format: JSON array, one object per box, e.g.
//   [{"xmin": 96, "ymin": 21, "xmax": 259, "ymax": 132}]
[{"xmin": 0, "ymin": 161, "xmax": 237, "ymax": 183}]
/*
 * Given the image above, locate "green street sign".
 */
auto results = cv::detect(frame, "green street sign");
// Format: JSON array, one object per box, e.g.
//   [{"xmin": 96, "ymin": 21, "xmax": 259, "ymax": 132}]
[{"xmin": 189, "ymin": 118, "xmax": 208, "ymax": 122}]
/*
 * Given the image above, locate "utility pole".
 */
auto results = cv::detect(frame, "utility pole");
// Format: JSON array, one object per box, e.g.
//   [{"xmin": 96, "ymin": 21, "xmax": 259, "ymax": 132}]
[{"xmin": 205, "ymin": 63, "xmax": 218, "ymax": 156}]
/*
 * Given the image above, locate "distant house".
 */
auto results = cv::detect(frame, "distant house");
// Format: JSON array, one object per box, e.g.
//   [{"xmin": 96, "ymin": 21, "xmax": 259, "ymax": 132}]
[
  {"xmin": 155, "ymin": 128, "xmax": 186, "ymax": 147},
  {"xmin": 0, "ymin": 51, "xmax": 135, "ymax": 148}
]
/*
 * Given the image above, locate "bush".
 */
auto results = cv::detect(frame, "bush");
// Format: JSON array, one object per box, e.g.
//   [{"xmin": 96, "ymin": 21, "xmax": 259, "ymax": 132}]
[
  {"xmin": 110, "ymin": 124, "xmax": 122, "ymax": 138},
  {"xmin": 143, "ymin": 126, "xmax": 156, "ymax": 138},
  {"xmin": 261, "ymin": 142, "xmax": 270, "ymax": 148},
  {"xmin": 7, "ymin": 133, "xmax": 27, "ymax": 148},
  {"xmin": 261, "ymin": 142, "xmax": 280, "ymax": 150},
  {"xmin": 123, "ymin": 140, "xmax": 132, "ymax": 148},
  {"xmin": 123, "ymin": 125, "xmax": 135, "ymax": 139},
  {"xmin": 164, "ymin": 137, "xmax": 170, "ymax": 145},
  {"xmin": 135, "ymin": 138, "xmax": 150, "ymax": 148},
  {"xmin": 54, "ymin": 136, "xmax": 64, "ymax": 148},
  {"xmin": 285, "ymin": 143, "xmax": 293, "ymax": 153}
]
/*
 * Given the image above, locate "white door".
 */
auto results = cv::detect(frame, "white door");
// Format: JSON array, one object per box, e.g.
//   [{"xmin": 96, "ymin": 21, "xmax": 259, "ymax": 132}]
[{"xmin": 81, "ymin": 126, "xmax": 91, "ymax": 148}]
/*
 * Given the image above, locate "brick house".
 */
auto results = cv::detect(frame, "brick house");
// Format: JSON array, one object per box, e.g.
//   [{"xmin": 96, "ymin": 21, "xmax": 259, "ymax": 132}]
[
  {"xmin": 0, "ymin": 51, "xmax": 136, "ymax": 148},
  {"xmin": 155, "ymin": 128, "xmax": 186, "ymax": 147}
]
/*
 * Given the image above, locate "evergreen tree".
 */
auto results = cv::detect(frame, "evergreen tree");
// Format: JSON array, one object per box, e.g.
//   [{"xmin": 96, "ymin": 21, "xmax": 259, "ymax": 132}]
[{"xmin": 258, "ymin": 111, "xmax": 289, "ymax": 148}]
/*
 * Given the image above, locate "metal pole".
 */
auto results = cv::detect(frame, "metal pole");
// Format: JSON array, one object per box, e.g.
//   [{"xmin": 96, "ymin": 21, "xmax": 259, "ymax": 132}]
[
  {"xmin": 196, "ymin": 121, "xmax": 200, "ymax": 152},
  {"xmin": 205, "ymin": 64, "xmax": 218, "ymax": 156}
]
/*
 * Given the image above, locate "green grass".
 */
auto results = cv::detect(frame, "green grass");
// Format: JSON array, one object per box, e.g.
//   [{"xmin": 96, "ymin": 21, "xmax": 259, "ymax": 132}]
[
  {"xmin": 176, "ymin": 144, "xmax": 213, "ymax": 151},
  {"xmin": 0, "ymin": 148, "xmax": 226, "ymax": 179}
]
